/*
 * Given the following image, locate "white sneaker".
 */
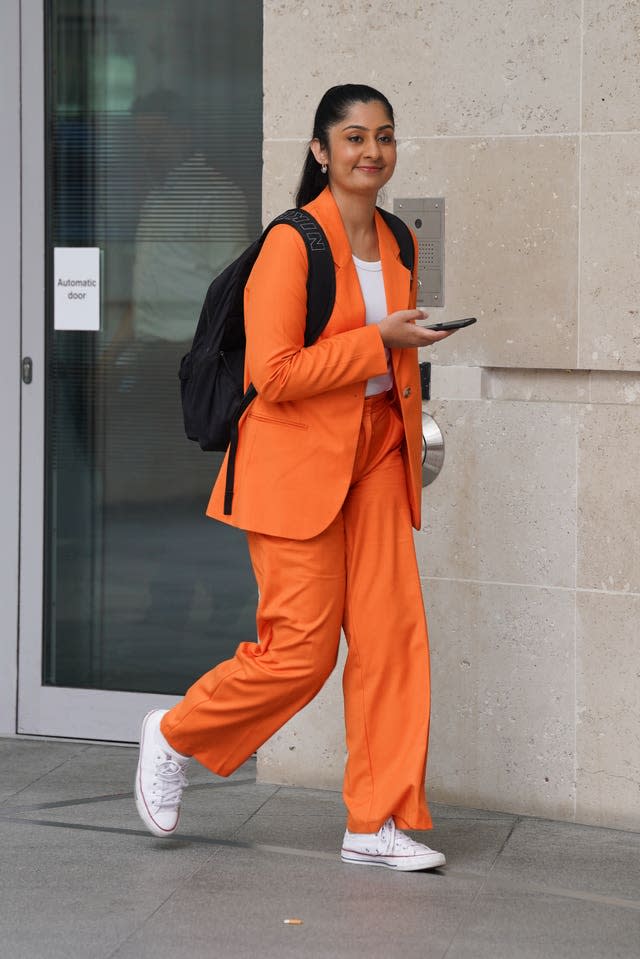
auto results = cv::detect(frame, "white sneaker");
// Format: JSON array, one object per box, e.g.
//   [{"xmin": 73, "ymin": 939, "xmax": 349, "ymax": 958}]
[
  {"xmin": 134, "ymin": 709, "xmax": 190, "ymax": 838},
  {"xmin": 341, "ymin": 817, "xmax": 446, "ymax": 871}
]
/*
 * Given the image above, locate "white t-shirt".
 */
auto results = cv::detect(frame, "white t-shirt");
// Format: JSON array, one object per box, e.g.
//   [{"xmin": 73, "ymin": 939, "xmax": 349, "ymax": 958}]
[{"xmin": 352, "ymin": 255, "xmax": 393, "ymax": 396}]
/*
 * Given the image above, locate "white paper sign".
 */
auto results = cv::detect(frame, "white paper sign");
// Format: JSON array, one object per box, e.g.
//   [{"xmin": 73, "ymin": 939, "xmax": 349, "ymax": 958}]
[{"xmin": 54, "ymin": 247, "xmax": 101, "ymax": 331}]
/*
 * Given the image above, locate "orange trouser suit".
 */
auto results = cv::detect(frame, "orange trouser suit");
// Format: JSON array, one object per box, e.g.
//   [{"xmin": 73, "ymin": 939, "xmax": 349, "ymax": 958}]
[{"xmin": 161, "ymin": 390, "xmax": 433, "ymax": 834}]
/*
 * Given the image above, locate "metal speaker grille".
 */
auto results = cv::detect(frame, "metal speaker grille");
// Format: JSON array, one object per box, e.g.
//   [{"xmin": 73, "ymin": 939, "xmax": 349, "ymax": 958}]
[{"xmin": 420, "ymin": 240, "xmax": 440, "ymax": 269}]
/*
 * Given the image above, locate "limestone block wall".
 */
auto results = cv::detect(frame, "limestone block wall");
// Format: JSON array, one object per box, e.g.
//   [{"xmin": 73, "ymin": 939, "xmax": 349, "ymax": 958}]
[{"xmin": 257, "ymin": 0, "xmax": 640, "ymax": 831}]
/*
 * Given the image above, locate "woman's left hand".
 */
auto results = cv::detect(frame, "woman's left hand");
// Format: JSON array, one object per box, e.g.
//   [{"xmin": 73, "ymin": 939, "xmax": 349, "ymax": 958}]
[{"xmin": 377, "ymin": 309, "xmax": 454, "ymax": 349}]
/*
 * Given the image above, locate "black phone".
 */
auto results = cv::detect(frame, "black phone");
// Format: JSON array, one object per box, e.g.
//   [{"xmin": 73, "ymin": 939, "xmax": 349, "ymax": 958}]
[{"xmin": 425, "ymin": 317, "xmax": 477, "ymax": 332}]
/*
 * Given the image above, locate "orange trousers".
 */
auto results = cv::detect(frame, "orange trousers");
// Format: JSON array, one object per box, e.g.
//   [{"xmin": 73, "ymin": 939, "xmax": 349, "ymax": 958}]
[{"xmin": 161, "ymin": 391, "xmax": 433, "ymax": 833}]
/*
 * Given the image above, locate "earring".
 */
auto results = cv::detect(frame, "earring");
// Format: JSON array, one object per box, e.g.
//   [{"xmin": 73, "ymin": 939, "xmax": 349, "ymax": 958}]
[{"xmin": 321, "ymin": 163, "xmax": 327, "ymax": 174}]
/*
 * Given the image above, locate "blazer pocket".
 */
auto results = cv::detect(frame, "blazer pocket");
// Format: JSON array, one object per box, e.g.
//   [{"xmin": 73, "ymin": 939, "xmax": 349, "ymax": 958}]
[{"xmin": 247, "ymin": 411, "xmax": 309, "ymax": 430}]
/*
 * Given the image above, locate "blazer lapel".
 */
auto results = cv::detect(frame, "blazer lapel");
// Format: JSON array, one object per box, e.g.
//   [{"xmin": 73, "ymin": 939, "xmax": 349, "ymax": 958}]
[
  {"xmin": 305, "ymin": 190, "xmax": 413, "ymax": 337},
  {"xmin": 375, "ymin": 209, "xmax": 415, "ymax": 382},
  {"xmin": 375, "ymin": 208, "xmax": 412, "ymax": 316},
  {"xmin": 306, "ymin": 187, "xmax": 353, "ymax": 270}
]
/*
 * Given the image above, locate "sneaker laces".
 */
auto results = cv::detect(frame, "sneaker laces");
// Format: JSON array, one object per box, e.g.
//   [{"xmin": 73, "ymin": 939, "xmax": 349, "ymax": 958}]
[
  {"xmin": 391, "ymin": 831, "xmax": 432, "ymax": 854},
  {"xmin": 377, "ymin": 817, "xmax": 397, "ymax": 854},
  {"xmin": 378, "ymin": 817, "xmax": 431, "ymax": 856},
  {"xmin": 152, "ymin": 753, "xmax": 188, "ymax": 808}
]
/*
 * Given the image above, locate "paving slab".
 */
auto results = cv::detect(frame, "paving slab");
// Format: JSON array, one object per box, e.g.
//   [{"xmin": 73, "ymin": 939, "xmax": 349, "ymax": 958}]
[
  {"xmin": 108, "ymin": 842, "xmax": 481, "ymax": 959},
  {"xmin": 429, "ymin": 800, "xmax": 518, "ymax": 822},
  {"xmin": 0, "ymin": 738, "xmax": 91, "ymax": 802},
  {"xmin": 0, "ymin": 816, "xmax": 222, "ymax": 959},
  {"xmin": 444, "ymin": 883, "xmax": 640, "ymax": 959},
  {"xmin": 2, "ymin": 738, "xmax": 640, "ymax": 959},
  {"xmin": 490, "ymin": 817, "xmax": 640, "ymax": 901},
  {"xmin": 236, "ymin": 786, "xmax": 516, "ymax": 875},
  {"xmin": 4, "ymin": 781, "xmax": 277, "ymax": 836}
]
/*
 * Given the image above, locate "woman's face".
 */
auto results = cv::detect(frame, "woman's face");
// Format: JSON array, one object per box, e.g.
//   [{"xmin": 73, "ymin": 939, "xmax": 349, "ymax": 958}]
[{"xmin": 314, "ymin": 99, "xmax": 397, "ymax": 197}]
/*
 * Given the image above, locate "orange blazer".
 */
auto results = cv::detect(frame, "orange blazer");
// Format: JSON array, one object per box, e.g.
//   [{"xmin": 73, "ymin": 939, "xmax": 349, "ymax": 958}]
[{"xmin": 206, "ymin": 186, "xmax": 423, "ymax": 540}]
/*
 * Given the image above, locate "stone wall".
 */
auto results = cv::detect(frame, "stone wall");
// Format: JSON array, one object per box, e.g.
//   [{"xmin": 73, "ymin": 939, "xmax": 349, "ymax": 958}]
[{"xmin": 257, "ymin": 0, "xmax": 640, "ymax": 831}]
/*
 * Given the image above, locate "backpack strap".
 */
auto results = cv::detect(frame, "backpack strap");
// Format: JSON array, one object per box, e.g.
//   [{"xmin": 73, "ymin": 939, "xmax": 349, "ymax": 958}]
[
  {"xmin": 265, "ymin": 209, "xmax": 336, "ymax": 345},
  {"xmin": 223, "ymin": 383, "xmax": 257, "ymax": 514},
  {"xmin": 223, "ymin": 210, "xmax": 334, "ymax": 514}
]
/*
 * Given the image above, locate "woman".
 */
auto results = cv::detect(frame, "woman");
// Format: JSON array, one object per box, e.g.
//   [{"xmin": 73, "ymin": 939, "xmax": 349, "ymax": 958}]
[{"xmin": 135, "ymin": 84, "xmax": 453, "ymax": 871}]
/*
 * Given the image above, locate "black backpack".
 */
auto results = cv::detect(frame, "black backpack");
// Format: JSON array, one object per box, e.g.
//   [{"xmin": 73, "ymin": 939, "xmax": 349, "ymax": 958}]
[{"xmin": 178, "ymin": 206, "xmax": 414, "ymax": 514}]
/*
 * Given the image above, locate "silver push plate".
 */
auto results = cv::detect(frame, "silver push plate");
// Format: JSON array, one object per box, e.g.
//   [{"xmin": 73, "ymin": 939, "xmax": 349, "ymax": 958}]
[{"xmin": 393, "ymin": 197, "xmax": 445, "ymax": 308}]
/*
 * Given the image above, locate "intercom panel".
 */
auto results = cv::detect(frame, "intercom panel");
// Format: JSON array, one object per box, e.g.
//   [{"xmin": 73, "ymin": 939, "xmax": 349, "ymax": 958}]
[{"xmin": 393, "ymin": 197, "xmax": 445, "ymax": 308}]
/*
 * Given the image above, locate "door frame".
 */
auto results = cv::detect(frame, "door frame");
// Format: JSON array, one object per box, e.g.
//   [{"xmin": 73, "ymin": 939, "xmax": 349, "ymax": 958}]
[
  {"xmin": 17, "ymin": 0, "xmax": 179, "ymax": 742},
  {"xmin": 0, "ymin": 0, "xmax": 21, "ymax": 736}
]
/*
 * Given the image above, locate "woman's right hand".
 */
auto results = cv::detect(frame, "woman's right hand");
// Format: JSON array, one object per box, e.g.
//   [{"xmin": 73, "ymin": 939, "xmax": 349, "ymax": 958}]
[{"xmin": 377, "ymin": 309, "xmax": 453, "ymax": 349}]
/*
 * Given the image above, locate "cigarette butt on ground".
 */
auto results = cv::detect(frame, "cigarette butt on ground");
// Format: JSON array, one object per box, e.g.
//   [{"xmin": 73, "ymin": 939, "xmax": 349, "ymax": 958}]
[{"xmin": 283, "ymin": 918, "xmax": 303, "ymax": 925}]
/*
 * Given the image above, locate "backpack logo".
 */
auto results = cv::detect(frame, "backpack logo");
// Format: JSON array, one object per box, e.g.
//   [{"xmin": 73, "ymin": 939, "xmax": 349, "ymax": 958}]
[{"xmin": 275, "ymin": 209, "xmax": 326, "ymax": 252}]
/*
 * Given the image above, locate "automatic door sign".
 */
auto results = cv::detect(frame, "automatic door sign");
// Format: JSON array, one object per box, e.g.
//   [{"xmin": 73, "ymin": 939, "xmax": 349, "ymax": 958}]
[{"xmin": 54, "ymin": 247, "xmax": 101, "ymax": 331}]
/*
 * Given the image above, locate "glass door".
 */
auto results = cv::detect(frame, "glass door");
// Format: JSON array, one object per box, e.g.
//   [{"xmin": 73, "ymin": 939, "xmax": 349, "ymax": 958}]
[{"xmin": 18, "ymin": 0, "xmax": 262, "ymax": 740}]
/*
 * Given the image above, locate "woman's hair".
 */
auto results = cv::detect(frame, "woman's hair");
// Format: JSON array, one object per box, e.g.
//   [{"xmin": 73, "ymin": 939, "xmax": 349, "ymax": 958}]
[{"xmin": 295, "ymin": 84, "xmax": 395, "ymax": 208}]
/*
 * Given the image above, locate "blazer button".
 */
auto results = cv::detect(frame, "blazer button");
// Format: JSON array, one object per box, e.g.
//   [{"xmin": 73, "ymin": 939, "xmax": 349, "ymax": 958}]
[{"xmin": 402, "ymin": 386, "xmax": 412, "ymax": 398}]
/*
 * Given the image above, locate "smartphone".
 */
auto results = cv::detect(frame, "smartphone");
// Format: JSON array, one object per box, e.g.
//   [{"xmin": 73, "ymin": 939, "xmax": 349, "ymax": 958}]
[{"xmin": 425, "ymin": 317, "xmax": 477, "ymax": 332}]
